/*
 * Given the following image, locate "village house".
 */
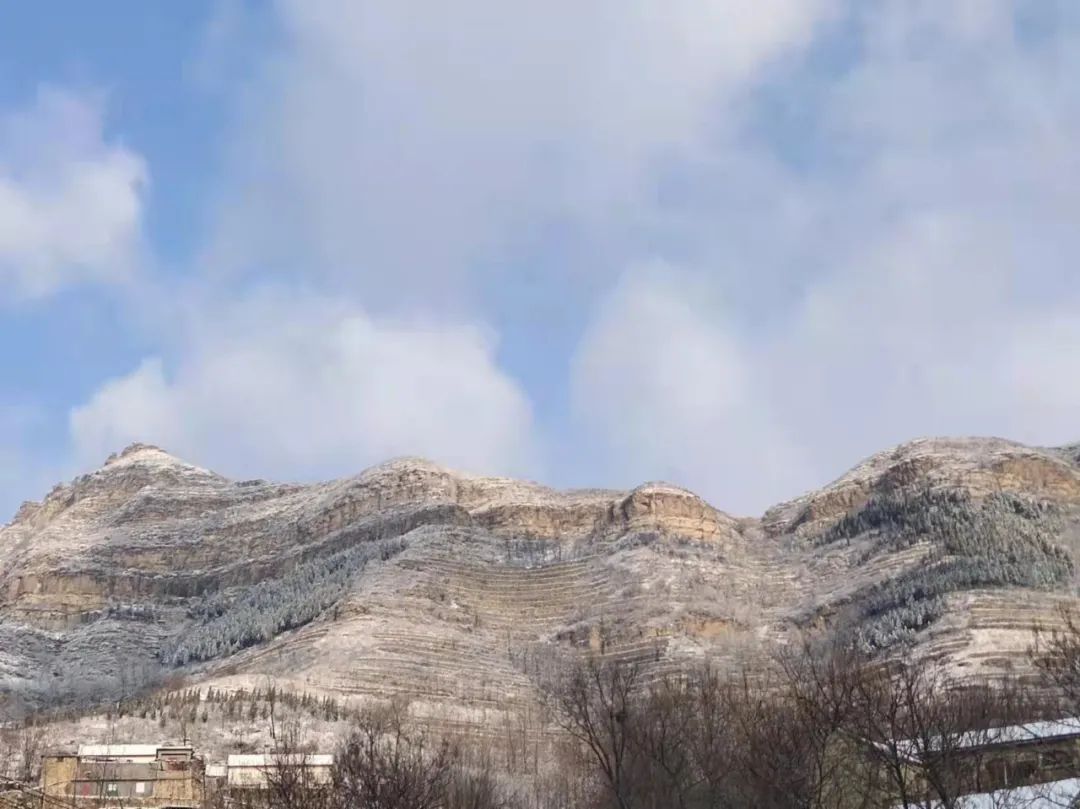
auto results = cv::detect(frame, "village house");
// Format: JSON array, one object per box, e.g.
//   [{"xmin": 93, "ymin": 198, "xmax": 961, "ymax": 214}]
[
  {"xmin": 40, "ymin": 743, "xmax": 336, "ymax": 808},
  {"xmin": 874, "ymin": 716, "xmax": 1080, "ymax": 804},
  {"xmin": 41, "ymin": 743, "xmax": 204, "ymax": 809},
  {"xmin": 224, "ymin": 753, "xmax": 334, "ymax": 791},
  {"xmin": 202, "ymin": 763, "xmax": 227, "ymax": 800}
]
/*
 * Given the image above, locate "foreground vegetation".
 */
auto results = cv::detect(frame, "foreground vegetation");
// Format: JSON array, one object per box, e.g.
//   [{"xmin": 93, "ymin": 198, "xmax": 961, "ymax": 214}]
[
  {"xmin": 186, "ymin": 623, "xmax": 1080, "ymax": 809},
  {"xmin": 8, "ymin": 614, "xmax": 1080, "ymax": 809}
]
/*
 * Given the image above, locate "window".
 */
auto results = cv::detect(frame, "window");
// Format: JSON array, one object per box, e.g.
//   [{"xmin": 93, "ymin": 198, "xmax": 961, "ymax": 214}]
[
  {"xmin": 105, "ymin": 783, "xmax": 119, "ymax": 795},
  {"xmin": 135, "ymin": 782, "xmax": 146, "ymax": 795},
  {"xmin": 989, "ymin": 760, "xmax": 1010, "ymax": 786},
  {"xmin": 1010, "ymin": 757, "xmax": 1039, "ymax": 784},
  {"xmin": 1040, "ymin": 749, "xmax": 1075, "ymax": 770}
]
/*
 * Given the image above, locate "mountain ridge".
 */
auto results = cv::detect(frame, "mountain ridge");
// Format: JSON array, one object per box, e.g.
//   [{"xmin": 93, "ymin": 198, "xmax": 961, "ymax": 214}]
[{"xmin": 2, "ymin": 434, "xmax": 1079, "ymax": 731}]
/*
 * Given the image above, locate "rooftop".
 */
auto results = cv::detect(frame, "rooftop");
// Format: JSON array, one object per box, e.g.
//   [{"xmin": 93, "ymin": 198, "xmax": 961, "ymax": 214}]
[
  {"xmin": 226, "ymin": 754, "xmax": 333, "ymax": 768},
  {"xmin": 881, "ymin": 717, "xmax": 1080, "ymax": 761},
  {"xmin": 77, "ymin": 743, "xmax": 194, "ymax": 759}
]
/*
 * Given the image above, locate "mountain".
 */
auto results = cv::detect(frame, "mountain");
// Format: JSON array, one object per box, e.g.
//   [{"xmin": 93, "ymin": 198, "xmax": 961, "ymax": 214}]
[{"xmin": 2, "ymin": 437, "xmax": 1079, "ymax": 730}]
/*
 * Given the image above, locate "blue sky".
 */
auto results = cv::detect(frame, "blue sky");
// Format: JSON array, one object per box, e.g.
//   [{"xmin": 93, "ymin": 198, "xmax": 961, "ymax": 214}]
[{"xmin": 2, "ymin": 1, "xmax": 1079, "ymax": 519}]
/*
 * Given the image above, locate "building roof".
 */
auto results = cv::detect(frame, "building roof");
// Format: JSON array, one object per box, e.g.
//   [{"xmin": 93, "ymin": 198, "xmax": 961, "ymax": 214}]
[
  {"xmin": 77, "ymin": 743, "xmax": 195, "ymax": 759},
  {"xmin": 226, "ymin": 754, "xmax": 333, "ymax": 768},
  {"xmin": 78, "ymin": 745, "xmax": 162, "ymax": 759},
  {"xmin": 879, "ymin": 717, "xmax": 1080, "ymax": 761}
]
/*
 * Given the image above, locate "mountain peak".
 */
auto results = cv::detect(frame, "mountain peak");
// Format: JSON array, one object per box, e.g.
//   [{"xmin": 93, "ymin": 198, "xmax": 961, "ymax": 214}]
[
  {"xmin": 361, "ymin": 455, "xmax": 454, "ymax": 477},
  {"xmin": 102, "ymin": 443, "xmax": 213, "ymax": 475},
  {"xmin": 106, "ymin": 442, "xmax": 174, "ymax": 463}
]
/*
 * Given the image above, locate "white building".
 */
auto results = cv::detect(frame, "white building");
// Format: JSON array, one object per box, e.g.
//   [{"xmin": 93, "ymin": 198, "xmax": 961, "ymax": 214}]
[{"xmin": 224, "ymin": 754, "xmax": 333, "ymax": 789}]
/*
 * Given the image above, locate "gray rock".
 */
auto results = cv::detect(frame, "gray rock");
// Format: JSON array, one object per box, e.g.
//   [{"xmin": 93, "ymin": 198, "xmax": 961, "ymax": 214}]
[{"xmin": 2, "ymin": 437, "xmax": 1079, "ymax": 726}]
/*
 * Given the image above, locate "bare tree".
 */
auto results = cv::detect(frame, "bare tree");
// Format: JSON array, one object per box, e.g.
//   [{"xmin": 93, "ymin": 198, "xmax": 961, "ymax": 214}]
[
  {"xmin": 628, "ymin": 675, "xmax": 699, "ymax": 809},
  {"xmin": 714, "ymin": 665, "xmax": 842, "ymax": 809},
  {"xmin": 545, "ymin": 646, "xmax": 876, "ymax": 809},
  {"xmin": 851, "ymin": 658, "xmax": 1036, "ymax": 809},
  {"xmin": 332, "ymin": 701, "xmax": 455, "ymax": 809},
  {"xmin": 263, "ymin": 677, "xmax": 279, "ymax": 742},
  {"xmin": 542, "ymin": 637, "xmax": 1063, "ymax": 809},
  {"xmin": 1032, "ymin": 607, "xmax": 1080, "ymax": 713},
  {"xmin": 547, "ymin": 656, "xmax": 641, "ymax": 809},
  {"xmin": 14, "ymin": 727, "xmax": 44, "ymax": 787},
  {"xmin": 239, "ymin": 724, "xmax": 330, "ymax": 809},
  {"xmin": 443, "ymin": 766, "xmax": 508, "ymax": 809}
]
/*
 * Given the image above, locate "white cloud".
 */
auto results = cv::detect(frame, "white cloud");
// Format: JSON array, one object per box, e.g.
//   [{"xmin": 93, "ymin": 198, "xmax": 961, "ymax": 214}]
[
  {"xmin": 0, "ymin": 88, "xmax": 147, "ymax": 301},
  {"xmin": 211, "ymin": 0, "xmax": 834, "ymax": 302},
  {"xmin": 572, "ymin": 265, "xmax": 810, "ymax": 513},
  {"xmin": 997, "ymin": 313, "xmax": 1080, "ymax": 439},
  {"xmin": 571, "ymin": 3, "xmax": 1080, "ymax": 510},
  {"xmin": 23, "ymin": 1, "xmax": 1080, "ymax": 519},
  {"xmin": 771, "ymin": 2, "xmax": 1080, "ymax": 457},
  {"xmin": 33, "ymin": 0, "xmax": 837, "ymax": 505},
  {"xmin": 69, "ymin": 289, "xmax": 537, "ymax": 481},
  {"xmin": 0, "ymin": 403, "xmax": 63, "ymax": 523},
  {"xmin": 777, "ymin": 213, "xmax": 1080, "ymax": 457}
]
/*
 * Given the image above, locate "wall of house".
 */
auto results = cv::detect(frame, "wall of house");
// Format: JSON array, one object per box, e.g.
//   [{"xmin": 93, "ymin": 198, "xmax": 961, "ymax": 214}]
[
  {"xmin": 43, "ymin": 755, "xmax": 202, "ymax": 809},
  {"xmin": 979, "ymin": 737, "xmax": 1080, "ymax": 790},
  {"xmin": 227, "ymin": 763, "xmax": 332, "ymax": 789},
  {"xmin": 883, "ymin": 736, "xmax": 1080, "ymax": 801},
  {"xmin": 42, "ymin": 756, "xmax": 77, "ymax": 800}
]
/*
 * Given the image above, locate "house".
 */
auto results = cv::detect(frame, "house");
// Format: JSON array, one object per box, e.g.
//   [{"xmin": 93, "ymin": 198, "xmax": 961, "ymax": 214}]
[
  {"xmin": 203, "ymin": 763, "xmax": 228, "ymax": 803},
  {"xmin": 224, "ymin": 753, "xmax": 333, "ymax": 790},
  {"xmin": 872, "ymin": 717, "xmax": 1080, "ymax": 802},
  {"xmin": 41, "ymin": 743, "xmax": 204, "ymax": 809}
]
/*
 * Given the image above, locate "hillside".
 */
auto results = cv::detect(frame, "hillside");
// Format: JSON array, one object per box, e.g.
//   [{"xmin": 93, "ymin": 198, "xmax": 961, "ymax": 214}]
[{"xmin": 2, "ymin": 437, "xmax": 1080, "ymax": 736}]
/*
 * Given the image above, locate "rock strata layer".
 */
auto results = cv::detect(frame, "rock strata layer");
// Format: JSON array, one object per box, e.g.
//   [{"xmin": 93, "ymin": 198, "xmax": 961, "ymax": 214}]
[{"xmin": 2, "ymin": 436, "xmax": 1079, "ymax": 726}]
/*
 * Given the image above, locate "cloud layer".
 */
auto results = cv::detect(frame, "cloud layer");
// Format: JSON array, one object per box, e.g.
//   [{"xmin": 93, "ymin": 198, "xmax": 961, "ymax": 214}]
[
  {"xmin": 5, "ymin": 2, "xmax": 1080, "ymax": 520},
  {"xmin": 572, "ymin": 265, "xmax": 811, "ymax": 511},
  {"xmin": 567, "ymin": 2, "xmax": 1080, "ymax": 510},
  {"xmin": 0, "ymin": 88, "xmax": 146, "ymax": 301},
  {"xmin": 211, "ymin": 0, "xmax": 832, "ymax": 304},
  {"xmin": 70, "ymin": 289, "xmax": 536, "ymax": 482}
]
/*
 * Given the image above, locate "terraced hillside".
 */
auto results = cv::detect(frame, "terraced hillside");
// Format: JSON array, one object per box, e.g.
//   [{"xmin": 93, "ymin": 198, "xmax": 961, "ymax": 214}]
[{"xmin": 2, "ymin": 437, "xmax": 1079, "ymax": 735}]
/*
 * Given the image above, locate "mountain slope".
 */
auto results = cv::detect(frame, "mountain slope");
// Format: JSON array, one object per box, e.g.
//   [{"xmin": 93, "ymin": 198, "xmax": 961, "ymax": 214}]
[{"xmin": 2, "ymin": 437, "xmax": 1079, "ymax": 725}]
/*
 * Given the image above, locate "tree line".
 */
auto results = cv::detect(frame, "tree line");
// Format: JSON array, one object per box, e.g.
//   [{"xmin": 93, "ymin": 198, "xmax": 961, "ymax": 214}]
[
  {"xmin": 163, "ymin": 538, "xmax": 407, "ymax": 666},
  {"xmin": 817, "ymin": 489, "xmax": 1072, "ymax": 652}
]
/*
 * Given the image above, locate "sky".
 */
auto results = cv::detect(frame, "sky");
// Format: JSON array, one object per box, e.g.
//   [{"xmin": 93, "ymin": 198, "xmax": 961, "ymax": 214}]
[{"xmin": 2, "ymin": 1, "xmax": 1079, "ymax": 519}]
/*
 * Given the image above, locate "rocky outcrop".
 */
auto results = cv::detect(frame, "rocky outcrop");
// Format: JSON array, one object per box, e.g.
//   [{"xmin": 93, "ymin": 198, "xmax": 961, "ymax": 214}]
[
  {"xmin": 2, "ymin": 435, "xmax": 1079, "ymax": 722},
  {"xmin": 0, "ymin": 448, "xmax": 739, "ymax": 631},
  {"xmin": 763, "ymin": 437, "xmax": 1080, "ymax": 538},
  {"xmin": 613, "ymin": 483, "xmax": 741, "ymax": 543}
]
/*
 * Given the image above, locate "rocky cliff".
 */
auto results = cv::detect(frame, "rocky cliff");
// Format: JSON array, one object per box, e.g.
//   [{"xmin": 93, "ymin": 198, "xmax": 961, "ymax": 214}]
[{"xmin": 2, "ymin": 436, "xmax": 1079, "ymax": 727}]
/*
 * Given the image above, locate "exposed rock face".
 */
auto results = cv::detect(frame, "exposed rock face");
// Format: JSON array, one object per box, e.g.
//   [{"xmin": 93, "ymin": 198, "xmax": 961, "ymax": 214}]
[
  {"xmin": 0, "ymin": 450, "xmax": 738, "ymax": 628},
  {"xmin": 2, "ymin": 436, "xmax": 1079, "ymax": 729},
  {"xmin": 763, "ymin": 437, "xmax": 1080, "ymax": 538}
]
